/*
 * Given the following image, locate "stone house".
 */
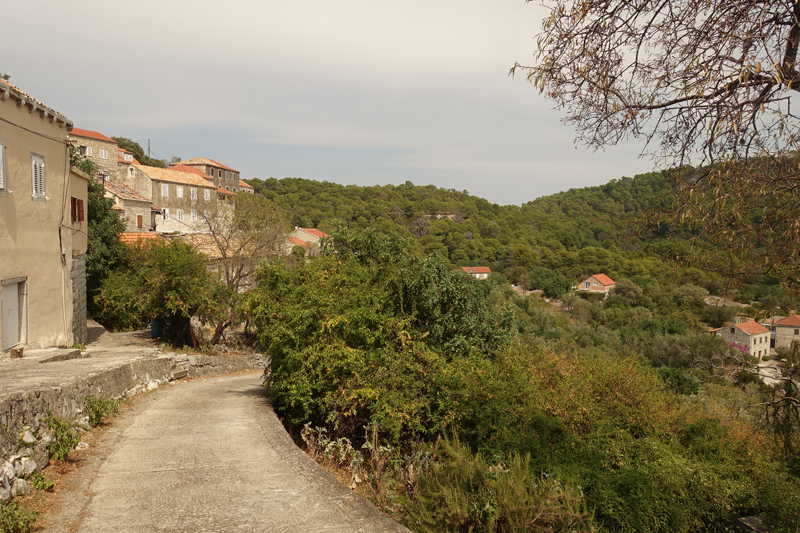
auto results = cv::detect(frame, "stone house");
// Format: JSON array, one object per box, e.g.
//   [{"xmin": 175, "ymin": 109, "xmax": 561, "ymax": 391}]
[
  {"xmin": 290, "ymin": 227, "xmax": 329, "ymax": 245},
  {"xmin": 773, "ymin": 314, "xmax": 800, "ymax": 350},
  {"xmin": 238, "ymin": 179, "xmax": 254, "ymax": 193},
  {"xmin": 712, "ymin": 319, "xmax": 772, "ymax": 360},
  {"xmin": 577, "ymin": 273, "xmax": 616, "ymax": 294},
  {"xmin": 104, "ymin": 180, "xmax": 160, "ymax": 232},
  {"xmin": 68, "ymin": 127, "xmax": 119, "ymax": 180},
  {"xmin": 461, "ymin": 266, "xmax": 491, "ymax": 279},
  {"xmin": 119, "ymin": 165, "xmax": 218, "ymax": 234},
  {"xmin": 0, "ymin": 78, "xmax": 89, "ymax": 351},
  {"xmin": 172, "ymin": 157, "xmax": 242, "ymax": 192}
]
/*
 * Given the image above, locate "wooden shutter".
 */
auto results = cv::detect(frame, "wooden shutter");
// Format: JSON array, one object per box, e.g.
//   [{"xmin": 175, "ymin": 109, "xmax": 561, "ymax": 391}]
[{"xmin": 137, "ymin": 215, "xmax": 143, "ymax": 228}]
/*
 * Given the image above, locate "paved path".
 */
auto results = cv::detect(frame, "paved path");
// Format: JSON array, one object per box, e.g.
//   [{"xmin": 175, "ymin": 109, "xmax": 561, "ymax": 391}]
[{"xmin": 42, "ymin": 373, "xmax": 410, "ymax": 533}]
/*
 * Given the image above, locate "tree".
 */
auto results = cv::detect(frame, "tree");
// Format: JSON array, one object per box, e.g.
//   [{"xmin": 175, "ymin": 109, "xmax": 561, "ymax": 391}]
[
  {"xmin": 95, "ymin": 239, "xmax": 224, "ymax": 348},
  {"xmin": 194, "ymin": 193, "xmax": 289, "ymax": 344},
  {"xmin": 111, "ymin": 137, "xmax": 165, "ymax": 168},
  {"xmin": 515, "ymin": 0, "xmax": 800, "ymax": 290}
]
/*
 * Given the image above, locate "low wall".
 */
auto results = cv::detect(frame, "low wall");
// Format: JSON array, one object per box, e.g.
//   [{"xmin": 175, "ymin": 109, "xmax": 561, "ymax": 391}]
[{"xmin": 0, "ymin": 353, "xmax": 267, "ymax": 458}]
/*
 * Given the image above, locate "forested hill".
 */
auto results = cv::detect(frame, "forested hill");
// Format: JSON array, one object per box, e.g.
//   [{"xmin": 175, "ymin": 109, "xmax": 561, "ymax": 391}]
[{"xmin": 246, "ymin": 173, "xmax": 681, "ymax": 285}]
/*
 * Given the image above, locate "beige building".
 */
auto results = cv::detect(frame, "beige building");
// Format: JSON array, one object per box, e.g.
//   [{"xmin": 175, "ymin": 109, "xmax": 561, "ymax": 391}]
[
  {"xmin": 173, "ymin": 157, "xmax": 242, "ymax": 192},
  {"xmin": 119, "ymin": 165, "xmax": 217, "ymax": 234},
  {"xmin": 773, "ymin": 315, "xmax": 800, "ymax": 350},
  {"xmin": 69, "ymin": 127, "xmax": 119, "ymax": 179},
  {"xmin": 712, "ymin": 319, "xmax": 772, "ymax": 360},
  {"xmin": 104, "ymin": 180, "xmax": 159, "ymax": 232},
  {"xmin": 577, "ymin": 273, "xmax": 616, "ymax": 294},
  {"xmin": 0, "ymin": 79, "xmax": 89, "ymax": 351}
]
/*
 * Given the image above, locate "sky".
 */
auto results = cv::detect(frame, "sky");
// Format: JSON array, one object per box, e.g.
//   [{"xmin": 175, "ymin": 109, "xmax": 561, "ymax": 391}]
[{"xmin": 3, "ymin": 0, "xmax": 653, "ymax": 206}]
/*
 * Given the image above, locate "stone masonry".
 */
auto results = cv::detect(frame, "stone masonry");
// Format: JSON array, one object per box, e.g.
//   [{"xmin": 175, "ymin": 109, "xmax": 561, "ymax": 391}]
[{"xmin": 70, "ymin": 254, "xmax": 87, "ymax": 345}]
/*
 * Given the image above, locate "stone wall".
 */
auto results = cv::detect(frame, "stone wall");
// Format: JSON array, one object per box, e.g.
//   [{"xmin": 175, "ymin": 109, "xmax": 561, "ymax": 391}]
[
  {"xmin": 70, "ymin": 254, "xmax": 87, "ymax": 345},
  {"xmin": 0, "ymin": 353, "xmax": 266, "ymax": 458}
]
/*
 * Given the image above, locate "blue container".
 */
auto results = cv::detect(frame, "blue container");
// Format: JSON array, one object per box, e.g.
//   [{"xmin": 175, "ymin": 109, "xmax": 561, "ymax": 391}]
[{"xmin": 150, "ymin": 319, "xmax": 164, "ymax": 339}]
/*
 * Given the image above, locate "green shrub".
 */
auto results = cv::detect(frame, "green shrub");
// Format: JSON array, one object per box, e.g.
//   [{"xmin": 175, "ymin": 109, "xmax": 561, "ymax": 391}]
[
  {"xmin": 26, "ymin": 471, "xmax": 53, "ymax": 492},
  {"xmin": 762, "ymin": 355, "xmax": 771, "ymax": 361},
  {"xmin": 85, "ymin": 396, "xmax": 122, "ymax": 427},
  {"xmin": 0, "ymin": 502, "xmax": 37, "ymax": 533},
  {"xmin": 43, "ymin": 412, "xmax": 80, "ymax": 462}
]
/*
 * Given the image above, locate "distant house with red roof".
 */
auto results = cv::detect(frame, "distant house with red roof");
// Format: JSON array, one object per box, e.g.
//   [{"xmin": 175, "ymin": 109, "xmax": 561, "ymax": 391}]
[
  {"xmin": 712, "ymin": 319, "xmax": 772, "ymax": 360},
  {"xmin": 461, "ymin": 266, "xmax": 491, "ymax": 280},
  {"xmin": 104, "ymin": 180, "xmax": 161, "ymax": 232},
  {"xmin": 287, "ymin": 227, "xmax": 329, "ymax": 257},
  {"xmin": 69, "ymin": 127, "xmax": 119, "ymax": 179},
  {"xmin": 238, "ymin": 179, "xmax": 254, "ymax": 193},
  {"xmin": 172, "ymin": 157, "xmax": 243, "ymax": 192},
  {"xmin": 773, "ymin": 314, "xmax": 800, "ymax": 350},
  {"xmin": 577, "ymin": 273, "xmax": 616, "ymax": 294}
]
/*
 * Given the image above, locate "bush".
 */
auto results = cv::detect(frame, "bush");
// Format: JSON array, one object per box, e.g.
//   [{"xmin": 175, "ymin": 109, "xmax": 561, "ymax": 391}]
[
  {"xmin": 43, "ymin": 413, "xmax": 80, "ymax": 462},
  {"xmin": 0, "ymin": 501, "xmax": 37, "ymax": 533},
  {"xmin": 85, "ymin": 396, "xmax": 122, "ymax": 427}
]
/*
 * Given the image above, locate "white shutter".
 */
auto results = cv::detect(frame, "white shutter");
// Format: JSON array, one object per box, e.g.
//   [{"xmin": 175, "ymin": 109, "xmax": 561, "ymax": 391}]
[
  {"xmin": 204, "ymin": 189, "xmax": 210, "ymax": 201},
  {"xmin": 0, "ymin": 141, "xmax": 6, "ymax": 191},
  {"xmin": 86, "ymin": 146, "xmax": 93, "ymax": 157},
  {"xmin": 31, "ymin": 154, "xmax": 45, "ymax": 198},
  {"xmin": 176, "ymin": 186, "xmax": 183, "ymax": 199},
  {"xmin": 162, "ymin": 184, "xmax": 169, "ymax": 197}
]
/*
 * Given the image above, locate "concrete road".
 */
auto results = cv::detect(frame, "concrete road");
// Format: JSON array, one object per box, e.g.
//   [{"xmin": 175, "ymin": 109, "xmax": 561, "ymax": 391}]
[{"xmin": 42, "ymin": 372, "xmax": 410, "ymax": 533}]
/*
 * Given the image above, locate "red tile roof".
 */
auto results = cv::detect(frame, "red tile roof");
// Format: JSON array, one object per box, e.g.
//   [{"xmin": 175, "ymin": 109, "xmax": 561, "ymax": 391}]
[
  {"xmin": 119, "ymin": 232, "xmax": 164, "ymax": 244},
  {"xmin": 735, "ymin": 320, "xmax": 770, "ymax": 336},
  {"xmin": 239, "ymin": 179, "xmax": 254, "ymax": 189},
  {"xmin": 591, "ymin": 273, "xmax": 615, "ymax": 286},
  {"xmin": 169, "ymin": 164, "xmax": 214, "ymax": 181},
  {"xmin": 299, "ymin": 228, "xmax": 328, "ymax": 238},
  {"xmin": 288, "ymin": 237, "xmax": 310, "ymax": 247},
  {"xmin": 776, "ymin": 315, "xmax": 800, "ymax": 327},
  {"xmin": 70, "ymin": 128, "xmax": 117, "ymax": 143},
  {"xmin": 0, "ymin": 78, "xmax": 71, "ymax": 124},
  {"xmin": 462, "ymin": 266, "xmax": 492, "ymax": 274},
  {"xmin": 104, "ymin": 180, "xmax": 152, "ymax": 203},
  {"xmin": 177, "ymin": 157, "xmax": 238, "ymax": 172},
  {"xmin": 217, "ymin": 187, "xmax": 237, "ymax": 196},
  {"xmin": 137, "ymin": 166, "xmax": 217, "ymax": 188}
]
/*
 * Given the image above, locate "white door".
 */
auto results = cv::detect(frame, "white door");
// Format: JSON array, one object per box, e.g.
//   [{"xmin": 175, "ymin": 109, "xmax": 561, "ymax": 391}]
[{"xmin": 2, "ymin": 282, "xmax": 20, "ymax": 351}]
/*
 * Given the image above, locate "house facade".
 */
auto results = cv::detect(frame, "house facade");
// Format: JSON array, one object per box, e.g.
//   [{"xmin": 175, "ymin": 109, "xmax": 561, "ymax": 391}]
[
  {"xmin": 104, "ymin": 180, "xmax": 159, "ymax": 232},
  {"xmin": 773, "ymin": 315, "xmax": 800, "ymax": 350},
  {"xmin": 173, "ymin": 157, "xmax": 241, "ymax": 192},
  {"xmin": 0, "ymin": 79, "xmax": 88, "ymax": 351},
  {"xmin": 69, "ymin": 128, "xmax": 119, "ymax": 179},
  {"xmin": 577, "ymin": 273, "xmax": 616, "ymax": 293},
  {"xmin": 120, "ymin": 165, "xmax": 217, "ymax": 234},
  {"xmin": 713, "ymin": 320, "xmax": 772, "ymax": 360},
  {"xmin": 461, "ymin": 266, "xmax": 491, "ymax": 279}
]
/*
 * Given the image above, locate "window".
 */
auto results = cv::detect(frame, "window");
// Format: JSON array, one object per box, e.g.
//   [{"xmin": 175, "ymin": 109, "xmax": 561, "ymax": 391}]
[
  {"xmin": 795, "ymin": 329, "xmax": 799, "ymax": 335},
  {"xmin": 176, "ymin": 186, "xmax": 184, "ymax": 199},
  {"xmin": 124, "ymin": 154, "xmax": 133, "ymax": 162},
  {"xmin": 98, "ymin": 149, "xmax": 108, "ymax": 160},
  {"xmin": 204, "ymin": 189, "xmax": 210, "ymax": 201},
  {"xmin": 176, "ymin": 209, "xmax": 184, "ymax": 222},
  {"xmin": 163, "ymin": 208, "xmax": 169, "ymax": 220},
  {"xmin": 226, "ymin": 171, "xmax": 229, "ymax": 179},
  {"xmin": 730, "ymin": 327, "xmax": 735, "ymax": 334},
  {"xmin": 79, "ymin": 145, "xmax": 93, "ymax": 157},
  {"xmin": 218, "ymin": 169, "xmax": 222, "ymax": 177},
  {"xmin": 0, "ymin": 139, "xmax": 6, "ymax": 192},
  {"xmin": 128, "ymin": 167, "xmax": 135, "ymax": 178},
  {"xmin": 191, "ymin": 187, "xmax": 197, "ymax": 200},
  {"xmin": 584, "ymin": 281, "xmax": 589, "ymax": 289},
  {"xmin": 161, "ymin": 184, "xmax": 169, "ymax": 197},
  {"xmin": 137, "ymin": 215, "xmax": 143, "ymax": 228},
  {"xmin": 31, "ymin": 154, "xmax": 45, "ymax": 199},
  {"xmin": 191, "ymin": 209, "xmax": 197, "ymax": 221},
  {"xmin": 70, "ymin": 197, "xmax": 84, "ymax": 223}
]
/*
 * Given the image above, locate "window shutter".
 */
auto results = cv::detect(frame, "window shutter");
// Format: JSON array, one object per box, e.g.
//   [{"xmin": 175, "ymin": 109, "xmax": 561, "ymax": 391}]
[
  {"xmin": 137, "ymin": 215, "xmax": 143, "ymax": 228},
  {"xmin": 31, "ymin": 155, "xmax": 45, "ymax": 198},
  {"xmin": 78, "ymin": 199, "xmax": 84, "ymax": 221},
  {"xmin": 0, "ymin": 142, "xmax": 6, "ymax": 190},
  {"xmin": 71, "ymin": 197, "xmax": 77, "ymax": 222},
  {"xmin": 86, "ymin": 146, "xmax": 93, "ymax": 157}
]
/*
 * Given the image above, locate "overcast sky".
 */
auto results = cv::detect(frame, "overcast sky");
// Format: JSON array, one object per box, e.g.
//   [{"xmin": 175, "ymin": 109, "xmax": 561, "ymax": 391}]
[{"xmin": 4, "ymin": 0, "xmax": 653, "ymax": 205}]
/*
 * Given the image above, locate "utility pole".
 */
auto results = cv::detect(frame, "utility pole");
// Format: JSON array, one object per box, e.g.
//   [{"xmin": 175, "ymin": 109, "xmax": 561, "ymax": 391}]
[{"xmin": 148, "ymin": 139, "xmax": 151, "ymax": 158}]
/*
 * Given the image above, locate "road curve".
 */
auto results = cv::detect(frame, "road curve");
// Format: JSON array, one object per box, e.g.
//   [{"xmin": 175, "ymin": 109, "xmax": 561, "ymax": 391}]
[{"xmin": 42, "ymin": 372, "xmax": 410, "ymax": 533}]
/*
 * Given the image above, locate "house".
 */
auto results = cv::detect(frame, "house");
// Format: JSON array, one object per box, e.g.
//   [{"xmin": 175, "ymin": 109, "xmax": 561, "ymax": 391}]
[
  {"xmin": 172, "ymin": 157, "xmax": 242, "ymax": 192},
  {"xmin": 0, "ymin": 78, "xmax": 89, "ymax": 351},
  {"xmin": 68, "ymin": 127, "xmax": 119, "ymax": 180},
  {"xmin": 119, "ymin": 165, "xmax": 217, "ymax": 234},
  {"xmin": 238, "ymin": 179, "xmax": 254, "ymax": 193},
  {"xmin": 712, "ymin": 320, "xmax": 772, "ymax": 360},
  {"xmin": 290, "ymin": 227, "xmax": 329, "ymax": 245},
  {"xmin": 104, "ymin": 180, "xmax": 160, "ymax": 232},
  {"xmin": 577, "ymin": 273, "xmax": 616, "ymax": 294},
  {"xmin": 773, "ymin": 314, "xmax": 800, "ymax": 350},
  {"xmin": 461, "ymin": 266, "xmax": 491, "ymax": 280}
]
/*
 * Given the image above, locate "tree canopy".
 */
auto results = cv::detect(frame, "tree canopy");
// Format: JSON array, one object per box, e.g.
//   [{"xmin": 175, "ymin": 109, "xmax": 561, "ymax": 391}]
[{"xmin": 515, "ymin": 0, "xmax": 800, "ymax": 290}]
